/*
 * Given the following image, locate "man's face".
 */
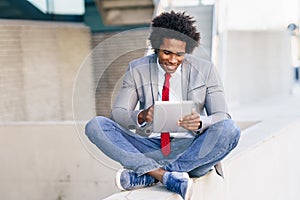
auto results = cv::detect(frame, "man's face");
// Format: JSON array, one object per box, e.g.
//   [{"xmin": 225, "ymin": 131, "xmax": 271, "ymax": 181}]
[{"xmin": 158, "ymin": 38, "xmax": 186, "ymax": 74}]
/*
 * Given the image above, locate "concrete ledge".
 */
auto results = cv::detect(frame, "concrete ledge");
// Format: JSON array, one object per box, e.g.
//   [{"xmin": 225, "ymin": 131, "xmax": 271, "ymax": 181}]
[
  {"xmin": 103, "ymin": 118, "xmax": 300, "ymax": 200},
  {"xmin": 1, "ymin": 118, "xmax": 299, "ymax": 200}
]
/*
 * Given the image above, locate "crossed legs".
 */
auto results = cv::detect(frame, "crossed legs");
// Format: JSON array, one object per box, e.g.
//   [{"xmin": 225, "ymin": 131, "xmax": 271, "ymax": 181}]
[{"xmin": 85, "ymin": 116, "xmax": 240, "ymax": 199}]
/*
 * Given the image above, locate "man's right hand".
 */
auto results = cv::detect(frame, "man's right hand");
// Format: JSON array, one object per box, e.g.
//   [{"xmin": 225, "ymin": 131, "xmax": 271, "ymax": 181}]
[{"xmin": 138, "ymin": 105, "xmax": 154, "ymax": 124}]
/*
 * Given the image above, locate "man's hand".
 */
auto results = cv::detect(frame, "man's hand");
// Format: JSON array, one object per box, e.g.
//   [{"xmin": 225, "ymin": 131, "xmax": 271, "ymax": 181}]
[
  {"xmin": 138, "ymin": 105, "xmax": 154, "ymax": 124},
  {"xmin": 177, "ymin": 108, "xmax": 201, "ymax": 131}
]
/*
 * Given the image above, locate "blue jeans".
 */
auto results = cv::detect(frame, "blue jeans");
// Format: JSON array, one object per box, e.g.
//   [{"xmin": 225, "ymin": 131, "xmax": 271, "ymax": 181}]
[{"xmin": 85, "ymin": 116, "xmax": 240, "ymax": 177}]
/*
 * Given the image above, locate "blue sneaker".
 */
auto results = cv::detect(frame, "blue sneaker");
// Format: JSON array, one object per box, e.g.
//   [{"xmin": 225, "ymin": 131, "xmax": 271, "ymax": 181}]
[
  {"xmin": 162, "ymin": 172, "xmax": 193, "ymax": 200},
  {"xmin": 115, "ymin": 169, "xmax": 157, "ymax": 190}
]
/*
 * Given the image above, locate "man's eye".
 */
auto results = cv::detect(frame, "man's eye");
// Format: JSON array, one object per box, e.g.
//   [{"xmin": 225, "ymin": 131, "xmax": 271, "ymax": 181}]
[
  {"xmin": 162, "ymin": 50, "xmax": 171, "ymax": 55},
  {"xmin": 176, "ymin": 52, "xmax": 185, "ymax": 56}
]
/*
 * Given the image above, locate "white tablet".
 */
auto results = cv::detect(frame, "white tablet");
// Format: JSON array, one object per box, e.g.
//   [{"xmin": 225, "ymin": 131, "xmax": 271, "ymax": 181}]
[{"xmin": 153, "ymin": 101, "xmax": 195, "ymax": 132}]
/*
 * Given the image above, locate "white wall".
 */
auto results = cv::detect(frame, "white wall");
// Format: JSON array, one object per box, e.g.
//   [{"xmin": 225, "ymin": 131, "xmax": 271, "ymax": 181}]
[
  {"xmin": 221, "ymin": 30, "xmax": 292, "ymax": 108},
  {"xmin": 215, "ymin": 0, "xmax": 298, "ymax": 108}
]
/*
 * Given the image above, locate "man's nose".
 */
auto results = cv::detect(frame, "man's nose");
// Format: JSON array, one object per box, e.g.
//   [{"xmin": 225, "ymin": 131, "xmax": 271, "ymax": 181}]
[{"xmin": 168, "ymin": 54, "xmax": 177, "ymax": 64}]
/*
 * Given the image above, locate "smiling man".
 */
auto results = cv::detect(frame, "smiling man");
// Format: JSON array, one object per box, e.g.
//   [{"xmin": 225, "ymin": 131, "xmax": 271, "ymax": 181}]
[{"xmin": 85, "ymin": 11, "xmax": 240, "ymax": 200}]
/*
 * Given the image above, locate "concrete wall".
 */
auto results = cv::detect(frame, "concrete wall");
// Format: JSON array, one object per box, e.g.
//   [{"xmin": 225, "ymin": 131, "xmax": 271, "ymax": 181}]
[
  {"xmin": 91, "ymin": 29, "xmax": 149, "ymax": 118},
  {"xmin": 219, "ymin": 30, "xmax": 292, "ymax": 108},
  {"xmin": 0, "ymin": 122, "xmax": 121, "ymax": 200},
  {"xmin": 0, "ymin": 19, "xmax": 93, "ymax": 122}
]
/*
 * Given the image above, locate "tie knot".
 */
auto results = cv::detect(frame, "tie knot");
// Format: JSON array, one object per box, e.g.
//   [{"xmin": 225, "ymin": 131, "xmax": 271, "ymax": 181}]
[{"xmin": 165, "ymin": 73, "xmax": 171, "ymax": 81}]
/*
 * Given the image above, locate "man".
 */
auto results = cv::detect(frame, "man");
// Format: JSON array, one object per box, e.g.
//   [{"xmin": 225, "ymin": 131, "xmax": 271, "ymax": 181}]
[{"xmin": 85, "ymin": 11, "xmax": 240, "ymax": 200}]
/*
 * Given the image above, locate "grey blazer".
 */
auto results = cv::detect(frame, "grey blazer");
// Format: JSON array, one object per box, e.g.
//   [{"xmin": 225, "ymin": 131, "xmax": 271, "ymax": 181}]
[{"xmin": 111, "ymin": 53, "xmax": 230, "ymax": 137}]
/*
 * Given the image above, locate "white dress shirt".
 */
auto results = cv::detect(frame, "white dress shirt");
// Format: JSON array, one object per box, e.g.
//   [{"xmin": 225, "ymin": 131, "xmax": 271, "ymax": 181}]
[{"xmin": 148, "ymin": 59, "xmax": 194, "ymax": 138}]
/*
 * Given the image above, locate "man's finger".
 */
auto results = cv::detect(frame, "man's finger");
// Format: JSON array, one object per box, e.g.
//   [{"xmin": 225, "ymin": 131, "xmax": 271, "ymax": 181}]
[{"xmin": 191, "ymin": 108, "xmax": 195, "ymax": 114}]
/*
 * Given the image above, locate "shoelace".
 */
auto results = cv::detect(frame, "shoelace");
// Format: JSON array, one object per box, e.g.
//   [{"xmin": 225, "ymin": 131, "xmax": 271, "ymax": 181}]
[{"xmin": 129, "ymin": 173, "xmax": 154, "ymax": 187}]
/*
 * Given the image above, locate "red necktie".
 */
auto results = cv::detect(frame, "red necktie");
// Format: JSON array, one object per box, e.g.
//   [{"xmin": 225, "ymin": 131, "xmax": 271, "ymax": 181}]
[{"xmin": 161, "ymin": 73, "xmax": 171, "ymax": 156}]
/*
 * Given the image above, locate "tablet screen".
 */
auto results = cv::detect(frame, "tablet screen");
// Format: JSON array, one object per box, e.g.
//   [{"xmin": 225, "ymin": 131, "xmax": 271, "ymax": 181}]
[{"xmin": 153, "ymin": 101, "xmax": 195, "ymax": 132}]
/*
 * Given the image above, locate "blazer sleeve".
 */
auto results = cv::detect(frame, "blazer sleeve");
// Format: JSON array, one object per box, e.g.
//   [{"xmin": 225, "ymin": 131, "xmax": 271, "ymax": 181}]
[
  {"xmin": 110, "ymin": 63, "xmax": 153, "ymax": 136},
  {"xmin": 110, "ymin": 64, "xmax": 140, "ymax": 130},
  {"xmin": 199, "ymin": 64, "xmax": 231, "ymax": 133}
]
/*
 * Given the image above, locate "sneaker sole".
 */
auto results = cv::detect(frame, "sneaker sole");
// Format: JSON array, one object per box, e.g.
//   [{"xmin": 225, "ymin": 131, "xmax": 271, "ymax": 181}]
[
  {"xmin": 115, "ymin": 169, "xmax": 125, "ymax": 191},
  {"xmin": 182, "ymin": 173, "xmax": 193, "ymax": 200}
]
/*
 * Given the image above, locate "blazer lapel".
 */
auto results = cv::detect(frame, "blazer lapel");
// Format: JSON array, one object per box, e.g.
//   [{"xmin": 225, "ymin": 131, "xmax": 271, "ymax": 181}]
[
  {"xmin": 181, "ymin": 59, "xmax": 190, "ymax": 100},
  {"xmin": 149, "ymin": 55, "xmax": 158, "ymax": 103}
]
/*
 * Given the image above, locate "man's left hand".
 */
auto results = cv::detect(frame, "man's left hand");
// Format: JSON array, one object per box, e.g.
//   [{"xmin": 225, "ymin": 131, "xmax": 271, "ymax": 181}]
[{"xmin": 177, "ymin": 108, "xmax": 201, "ymax": 131}]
